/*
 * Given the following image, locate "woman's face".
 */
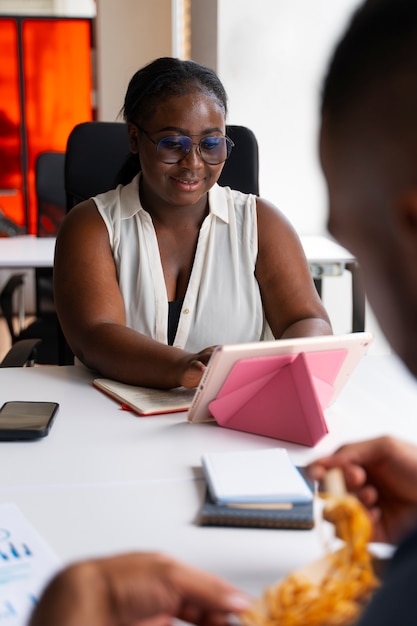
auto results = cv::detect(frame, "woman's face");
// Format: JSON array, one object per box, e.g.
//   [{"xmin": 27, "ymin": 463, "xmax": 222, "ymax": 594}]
[{"xmin": 128, "ymin": 89, "xmax": 227, "ymax": 211}]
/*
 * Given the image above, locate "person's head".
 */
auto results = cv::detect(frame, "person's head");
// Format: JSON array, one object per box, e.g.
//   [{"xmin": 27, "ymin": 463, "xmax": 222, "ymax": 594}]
[
  {"xmin": 118, "ymin": 57, "xmax": 232, "ymax": 208},
  {"xmin": 320, "ymin": 0, "xmax": 417, "ymax": 375}
]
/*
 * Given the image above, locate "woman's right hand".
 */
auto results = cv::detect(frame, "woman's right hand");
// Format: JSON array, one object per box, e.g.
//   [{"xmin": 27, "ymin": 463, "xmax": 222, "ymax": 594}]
[
  {"xmin": 179, "ymin": 346, "xmax": 217, "ymax": 388},
  {"xmin": 307, "ymin": 436, "xmax": 417, "ymax": 545}
]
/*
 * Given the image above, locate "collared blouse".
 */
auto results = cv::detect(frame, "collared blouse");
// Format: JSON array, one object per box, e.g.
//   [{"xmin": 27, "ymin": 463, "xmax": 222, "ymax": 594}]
[{"xmin": 94, "ymin": 174, "xmax": 272, "ymax": 352}]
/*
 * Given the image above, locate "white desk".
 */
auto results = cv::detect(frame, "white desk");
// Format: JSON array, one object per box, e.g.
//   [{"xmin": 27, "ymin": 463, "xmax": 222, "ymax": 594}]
[
  {"xmin": 0, "ymin": 234, "xmax": 352, "ymax": 272},
  {"xmin": 0, "ymin": 236, "xmax": 55, "ymax": 269},
  {"xmin": 0, "ymin": 234, "xmax": 363, "ymax": 333},
  {"xmin": 0, "ymin": 236, "xmax": 56, "ymax": 336},
  {"xmin": 301, "ymin": 235, "xmax": 354, "ymax": 275},
  {"xmin": 301, "ymin": 236, "xmax": 364, "ymax": 332},
  {"xmin": 0, "ymin": 354, "xmax": 416, "ymax": 596}
]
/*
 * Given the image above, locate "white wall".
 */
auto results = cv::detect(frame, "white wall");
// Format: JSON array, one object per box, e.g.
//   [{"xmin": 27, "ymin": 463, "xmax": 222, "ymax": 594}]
[
  {"xmin": 217, "ymin": 0, "xmax": 362, "ymax": 236},
  {"xmin": 95, "ymin": 0, "xmax": 173, "ymax": 121}
]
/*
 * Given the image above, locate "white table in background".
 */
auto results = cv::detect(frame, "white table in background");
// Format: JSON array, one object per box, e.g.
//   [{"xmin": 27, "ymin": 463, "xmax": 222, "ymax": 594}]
[
  {"xmin": 0, "ymin": 235, "xmax": 55, "ymax": 269},
  {"xmin": 301, "ymin": 235, "xmax": 364, "ymax": 332},
  {"xmin": 0, "ymin": 236, "xmax": 56, "ymax": 337},
  {"xmin": 0, "ymin": 234, "xmax": 351, "ymax": 273},
  {"xmin": 0, "ymin": 234, "xmax": 363, "ymax": 331}
]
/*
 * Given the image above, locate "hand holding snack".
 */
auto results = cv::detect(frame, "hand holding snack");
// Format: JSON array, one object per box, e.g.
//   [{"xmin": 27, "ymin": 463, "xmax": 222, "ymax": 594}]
[
  {"xmin": 307, "ymin": 436, "xmax": 417, "ymax": 545},
  {"xmin": 242, "ymin": 469, "xmax": 379, "ymax": 626}
]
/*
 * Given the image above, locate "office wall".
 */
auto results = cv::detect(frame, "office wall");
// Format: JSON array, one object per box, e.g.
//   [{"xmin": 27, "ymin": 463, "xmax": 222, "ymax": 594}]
[
  {"xmin": 217, "ymin": 0, "xmax": 363, "ymax": 236},
  {"xmin": 95, "ymin": 0, "xmax": 172, "ymax": 121},
  {"xmin": 190, "ymin": 0, "xmax": 217, "ymax": 70}
]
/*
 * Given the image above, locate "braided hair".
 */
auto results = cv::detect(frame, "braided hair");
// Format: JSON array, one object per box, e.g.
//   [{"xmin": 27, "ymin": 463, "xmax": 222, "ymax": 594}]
[{"xmin": 117, "ymin": 57, "xmax": 228, "ymax": 185}]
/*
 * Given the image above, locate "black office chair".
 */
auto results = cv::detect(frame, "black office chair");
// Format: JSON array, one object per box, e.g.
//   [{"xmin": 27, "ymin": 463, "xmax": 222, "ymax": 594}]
[
  {"xmin": 0, "ymin": 152, "xmax": 66, "ymax": 365},
  {"xmin": 35, "ymin": 151, "xmax": 66, "ymax": 316},
  {"xmin": 36, "ymin": 151, "xmax": 67, "ymax": 237},
  {"xmin": 218, "ymin": 125, "xmax": 259, "ymax": 195},
  {"xmin": 0, "ymin": 270, "xmax": 62, "ymax": 365},
  {"xmin": 0, "ymin": 273, "xmax": 43, "ymax": 367},
  {"xmin": 65, "ymin": 122, "xmax": 131, "ymax": 210}
]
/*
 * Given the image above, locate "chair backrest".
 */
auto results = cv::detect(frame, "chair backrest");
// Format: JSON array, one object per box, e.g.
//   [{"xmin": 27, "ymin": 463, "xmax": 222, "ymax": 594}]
[
  {"xmin": 35, "ymin": 151, "xmax": 67, "ymax": 316},
  {"xmin": 64, "ymin": 121, "xmax": 259, "ymax": 211},
  {"xmin": 36, "ymin": 151, "xmax": 66, "ymax": 236},
  {"xmin": 65, "ymin": 122, "xmax": 131, "ymax": 210},
  {"xmin": 218, "ymin": 125, "xmax": 259, "ymax": 195}
]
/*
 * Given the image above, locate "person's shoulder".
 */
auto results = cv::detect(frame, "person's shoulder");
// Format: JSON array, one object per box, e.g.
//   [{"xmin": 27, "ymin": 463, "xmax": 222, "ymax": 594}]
[
  {"xmin": 56, "ymin": 199, "xmax": 108, "ymax": 250},
  {"xmin": 255, "ymin": 197, "xmax": 301, "ymax": 249},
  {"xmin": 255, "ymin": 196, "xmax": 292, "ymax": 224},
  {"xmin": 61, "ymin": 199, "xmax": 99, "ymax": 228},
  {"xmin": 94, "ymin": 174, "xmax": 141, "ymax": 221}
]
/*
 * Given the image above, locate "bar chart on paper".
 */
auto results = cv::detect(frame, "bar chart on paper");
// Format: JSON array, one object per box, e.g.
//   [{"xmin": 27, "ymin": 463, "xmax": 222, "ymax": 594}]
[{"xmin": 0, "ymin": 503, "xmax": 61, "ymax": 625}]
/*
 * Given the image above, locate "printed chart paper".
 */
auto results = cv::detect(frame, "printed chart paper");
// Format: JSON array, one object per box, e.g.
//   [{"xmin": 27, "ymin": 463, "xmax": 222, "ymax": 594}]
[{"xmin": 0, "ymin": 503, "xmax": 61, "ymax": 625}]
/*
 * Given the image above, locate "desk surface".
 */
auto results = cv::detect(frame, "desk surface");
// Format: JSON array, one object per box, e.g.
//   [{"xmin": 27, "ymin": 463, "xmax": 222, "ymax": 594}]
[
  {"xmin": 301, "ymin": 235, "xmax": 355, "ymax": 264},
  {"xmin": 0, "ymin": 354, "xmax": 416, "ymax": 597},
  {"xmin": 0, "ymin": 236, "xmax": 55, "ymax": 268},
  {"xmin": 0, "ymin": 234, "xmax": 354, "ymax": 269}
]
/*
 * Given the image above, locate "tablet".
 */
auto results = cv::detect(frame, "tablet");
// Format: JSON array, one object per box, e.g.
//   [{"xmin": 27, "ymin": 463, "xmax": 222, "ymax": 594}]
[{"xmin": 187, "ymin": 332, "xmax": 372, "ymax": 443}]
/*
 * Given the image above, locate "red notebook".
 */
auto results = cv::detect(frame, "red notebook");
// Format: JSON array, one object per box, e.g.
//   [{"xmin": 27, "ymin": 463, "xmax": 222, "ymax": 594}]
[{"xmin": 208, "ymin": 349, "xmax": 347, "ymax": 446}]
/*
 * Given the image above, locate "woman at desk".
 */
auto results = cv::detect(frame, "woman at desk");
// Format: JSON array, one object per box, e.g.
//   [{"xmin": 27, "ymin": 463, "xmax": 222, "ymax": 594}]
[{"xmin": 54, "ymin": 57, "xmax": 331, "ymax": 389}]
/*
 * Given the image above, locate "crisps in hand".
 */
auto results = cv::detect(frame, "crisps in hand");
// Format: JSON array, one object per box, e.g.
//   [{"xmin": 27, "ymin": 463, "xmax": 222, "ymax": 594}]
[{"xmin": 242, "ymin": 492, "xmax": 380, "ymax": 626}]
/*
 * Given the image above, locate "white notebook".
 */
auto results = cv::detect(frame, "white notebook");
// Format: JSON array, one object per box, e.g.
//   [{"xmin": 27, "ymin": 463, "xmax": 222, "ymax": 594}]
[{"xmin": 201, "ymin": 448, "xmax": 313, "ymax": 504}]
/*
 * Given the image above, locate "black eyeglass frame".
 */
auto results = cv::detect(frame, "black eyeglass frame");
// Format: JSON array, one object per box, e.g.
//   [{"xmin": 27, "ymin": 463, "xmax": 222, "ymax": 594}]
[{"xmin": 135, "ymin": 124, "xmax": 234, "ymax": 165}]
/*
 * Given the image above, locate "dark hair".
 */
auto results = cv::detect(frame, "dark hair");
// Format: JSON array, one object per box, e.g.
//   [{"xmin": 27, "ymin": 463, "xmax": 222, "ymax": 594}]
[
  {"xmin": 321, "ymin": 0, "xmax": 417, "ymax": 122},
  {"xmin": 117, "ymin": 57, "xmax": 228, "ymax": 184}
]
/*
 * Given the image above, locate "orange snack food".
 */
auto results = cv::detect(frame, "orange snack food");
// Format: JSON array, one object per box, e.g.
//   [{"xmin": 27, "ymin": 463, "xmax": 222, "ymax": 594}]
[{"xmin": 242, "ymin": 492, "xmax": 380, "ymax": 626}]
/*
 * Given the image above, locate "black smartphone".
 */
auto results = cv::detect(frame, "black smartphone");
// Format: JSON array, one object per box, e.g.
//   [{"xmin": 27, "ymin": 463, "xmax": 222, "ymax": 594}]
[{"xmin": 0, "ymin": 401, "xmax": 59, "ymax": 441}]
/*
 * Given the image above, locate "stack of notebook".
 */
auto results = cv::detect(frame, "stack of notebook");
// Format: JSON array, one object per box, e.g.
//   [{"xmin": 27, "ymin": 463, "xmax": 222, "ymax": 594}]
[{"xmin": 199, "ymin": 448, "xmax": 315, "ymax": 530}]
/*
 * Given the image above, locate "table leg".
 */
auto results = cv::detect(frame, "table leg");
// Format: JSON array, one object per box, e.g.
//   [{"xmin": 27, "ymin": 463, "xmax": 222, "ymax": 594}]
[{"xmin": 346, "ymin": 261, "xmax": 366, "ymax": 332}]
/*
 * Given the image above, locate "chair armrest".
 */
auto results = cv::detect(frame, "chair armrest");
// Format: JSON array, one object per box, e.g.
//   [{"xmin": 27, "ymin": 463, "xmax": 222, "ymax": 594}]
[
  {"xmin": 0, "ymin": 338, "xmax": 42, "ymax": 367},
  {"xmin": 0, "ymin": 273, "xmax": 26, "ymax": 341}
]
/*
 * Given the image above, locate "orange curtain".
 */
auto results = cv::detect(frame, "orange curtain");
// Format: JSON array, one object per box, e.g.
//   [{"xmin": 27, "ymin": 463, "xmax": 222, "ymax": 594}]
[
  {"xmin": 0, "ymin": 19, "xmax": 23, "ymax": 227},
  {"xmin": 0, "ymin": 18, "xmax": 93, "ymax": 233}
]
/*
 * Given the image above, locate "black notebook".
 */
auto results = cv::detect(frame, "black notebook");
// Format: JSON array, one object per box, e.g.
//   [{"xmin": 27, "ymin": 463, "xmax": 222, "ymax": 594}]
[{"xmin": 199, "ymin": 468, "xmax": 315, "ymax": 530}]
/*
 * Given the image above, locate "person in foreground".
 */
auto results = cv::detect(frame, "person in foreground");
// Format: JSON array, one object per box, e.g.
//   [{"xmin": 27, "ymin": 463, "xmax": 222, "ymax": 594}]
[
  {"xmin": 54, "ymin": 57, "xmax": 331, "ymax": 390},
  {"xmin": 307, "ymin": 0, "xmax": 417, "ymax": 623},
  {"xmin": 28, "ymin": 552, "xmax": 251, "ymax": 626}
]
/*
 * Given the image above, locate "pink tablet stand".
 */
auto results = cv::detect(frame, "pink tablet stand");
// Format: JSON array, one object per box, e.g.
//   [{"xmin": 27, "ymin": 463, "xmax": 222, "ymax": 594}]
[{"xmin": 208, "ymin": 350, "xmax": 347, "ymax": 446}]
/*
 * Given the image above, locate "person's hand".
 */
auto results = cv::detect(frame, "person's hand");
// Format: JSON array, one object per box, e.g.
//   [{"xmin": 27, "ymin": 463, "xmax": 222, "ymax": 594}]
[
  {"xmin": 307, "ymin": 436, "xmax": 417, "ymax": 545},
  {"xmin": 29, "ymin": 551, "xmax": 252, "ymax": 626},
  {"xmin": 179, "ymin": 346, "xmax": 217, "ymax": 388}
]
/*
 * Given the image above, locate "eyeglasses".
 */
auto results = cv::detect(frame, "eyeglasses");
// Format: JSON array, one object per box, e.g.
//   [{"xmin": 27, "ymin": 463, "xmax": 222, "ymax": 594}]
[{"xmin": 137, "ymin": 126, "xmax": 234, "ymax": 165}]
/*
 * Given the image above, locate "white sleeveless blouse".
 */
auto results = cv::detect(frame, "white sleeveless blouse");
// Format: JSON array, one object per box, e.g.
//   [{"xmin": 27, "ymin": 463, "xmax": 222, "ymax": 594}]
[{"xmin": 93, "ymin": 174, "xmax": 271, "ymax": 352}]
